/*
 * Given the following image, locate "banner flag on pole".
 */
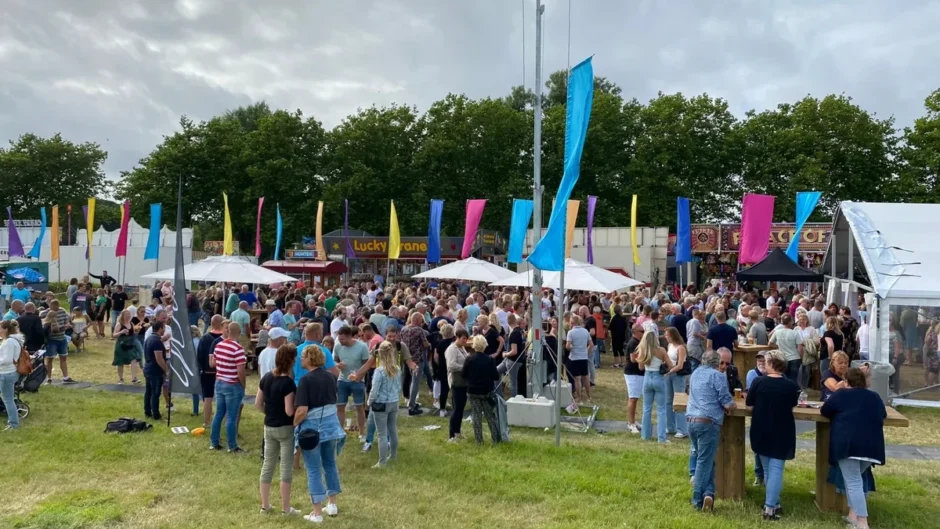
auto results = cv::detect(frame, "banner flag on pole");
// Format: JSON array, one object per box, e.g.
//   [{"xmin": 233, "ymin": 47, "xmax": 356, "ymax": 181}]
[
  {"xmin": 27, "ymin": 207, "xmax": 47, "ymax": 259},
  {"xmin": 507, "ymin": 199, "xmax": 533, "ymax": 264},
  {"xmin": 115, "ymin": 201, "xmax": 131, "ymax": 257},
  {"xmin": 564, "ymin": 200, "xmax": 580, "ymax": 258},
  {"xmin": 344, "ymin": 199, "xmax": 356, "ymax": 259},
  {"xmin": 50, "ymin": 206, "xmax": 60, "ymax": 261},
  {"xmin": 586, "ymin": 195, "xmax": 597, "ymax": 264},
  {"xmin": 169, "ymin": 175, "xmax": 201, "ymax": 399},
  {"xmin": 144, "ymin": 204, "xmax": 162, "ymax": 260},
  {"xmin": 6, "ymin": 207, "xmax": 25, "ymax": 257},
  {"xmin": 676, "ymin": 197, "xmax": 691, "ymax": 264},
  {"xmin": 460, "ymin": 199, "xmax": 487, "ymax": 259},
  {"xmin": 86, "ymin": 198, "xmax": 96, "ymax": 259},
  {"xmin": 388, "ymin": 201, "xmax": 401, "ymax": 259},
  {"xmin": 739, "ymin": 193, "xmax": 776, "ymax": 264},
  {"xmin": 316, "ymin": 201, "xmax": 326, "ymax": 261},
  {"xmin": 255, "ymin": 197, "xmax": 264, "ymax": 258},
  {"xmin": 428, "ymin": 199, "xmax": 444, "ymax": 263},
  {"xmin": 786, "ymin": 191, "xmax": 822, "ymax": 262},
  {"xmin": 527, "ymin": 57, "xmax": 594, "ymax": 272},
  {"xmin": 222, "ymin": 192, "xmax": 233, "ymax": 256},
  {"xmin": 274, "ymin": 204, "xmax": 283, "ymax": 261},
  {"xmin": 631, "ymin": 195, "xmax": 641, "ymax": 265}
]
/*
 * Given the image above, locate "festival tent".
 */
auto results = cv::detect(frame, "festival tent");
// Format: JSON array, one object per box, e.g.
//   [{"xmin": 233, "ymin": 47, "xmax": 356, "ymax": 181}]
[
  {"xmin": 412, "ymin": 257, "xmax": 516, "ymax": 283},
  {"xmin": 735, "ymin": 248, "xmax": 824, "ymax": 282},
  {"xmin": 491, "ymin": 258, "xmax": 643, "ymax": 293},
  {"xmin": 141, "ymin": 255, "xmax": 298, "ymax": 284}
]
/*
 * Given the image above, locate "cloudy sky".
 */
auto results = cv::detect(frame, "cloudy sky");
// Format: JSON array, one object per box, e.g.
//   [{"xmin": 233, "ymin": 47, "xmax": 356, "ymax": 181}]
[{"xmin": 3, "ymin": 0, "xmax": 939, "ymax": 181}]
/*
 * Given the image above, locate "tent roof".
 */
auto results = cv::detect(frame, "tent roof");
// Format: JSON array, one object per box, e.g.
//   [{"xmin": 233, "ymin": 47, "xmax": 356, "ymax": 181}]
[{"xmin": 735, "ymin": 248, "xmax": 824, "ymax": 282}]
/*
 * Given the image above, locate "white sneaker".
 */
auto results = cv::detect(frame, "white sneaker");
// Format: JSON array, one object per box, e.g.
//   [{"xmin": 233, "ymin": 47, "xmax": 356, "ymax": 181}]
[
  {"xmin": 283, "ymin": 507, "xmax": 302, "ymax": 516},
  {"xmin": 628, "ymin": 423, "xmax": 640, "ymax": 434},
  {"xmin": 433, "ymin": 399, "xmax": 441, "ymax": 409},
  {"xmin": 303, "ymin": 513, "xmax": 323, "ymax": 523},
  {"xmin": 358, "ymin": 435, "xmax": 366, "ymax": 444},
  {"xmin": 361, "ymin": 442, "xmax": 372, "ymax": 453},
  {"xmin": 324, "ymin": 503, "xmax": 338, "ymax": 517},
  {"xmin": 674, "ymin": 432, "xmax": 687, "ymax": 439}
]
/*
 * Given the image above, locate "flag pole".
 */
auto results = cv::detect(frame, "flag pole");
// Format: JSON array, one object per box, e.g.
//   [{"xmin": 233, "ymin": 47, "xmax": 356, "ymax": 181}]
[{"xmin": 530, "ymin": 0, "xmax": 546, "ymax": 398}]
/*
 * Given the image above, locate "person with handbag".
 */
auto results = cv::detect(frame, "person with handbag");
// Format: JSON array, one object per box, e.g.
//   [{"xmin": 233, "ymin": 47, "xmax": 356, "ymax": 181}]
[
  {"xmin": 111, "ymin": 310, "xmax": 141, "ymax": 385},
  {"xmin": 664, "ymin": 327, "xmax": 690, "ymax": 439},
  {"xmin": 367, "ymin": 341, "xmax": 402, "ymax": 467},
  {"xmin": 293, "ymin": 344, "xmax": 345, "ymax": 523},
  {"xmin": 0, "ymin": 319, "xmax": 26, "ymax": 430},
  {"xmin": 637, "ymin": 329, "xmax": 674, "ymax": 444}
]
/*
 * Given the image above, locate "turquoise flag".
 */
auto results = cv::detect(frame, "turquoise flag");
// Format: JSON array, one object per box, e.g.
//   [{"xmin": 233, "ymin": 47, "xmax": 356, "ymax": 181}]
[
  {"xmin": 27, "ymin": 207, "xmax": 46, "ymax": 259},
  {"xmin": 786, "ymin": 191, "xmax": 822, "ymax": 262},
  {"xmin": 507, "ymin": 199, "xmax": 533, "ymax": 264},
  {"xmin": 144, "ymin": 203, "xmax": 161, "ymax": 260}
]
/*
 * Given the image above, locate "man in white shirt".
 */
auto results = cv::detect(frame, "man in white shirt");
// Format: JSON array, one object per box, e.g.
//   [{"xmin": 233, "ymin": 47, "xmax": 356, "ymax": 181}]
[
  {"xmin": 330, "ymin": 309, "xmax": 346, "ymax": 339},
  {"xmin": 857, "ymin": 318, "xmax": 870, "ymax": 361},
  {"xmin": 257, "ymin": 327, "xmax": 290, "ymax": 378},
  {"xmin": 495, "ymin": 300, "xmax": 510, "ymax": 334}
]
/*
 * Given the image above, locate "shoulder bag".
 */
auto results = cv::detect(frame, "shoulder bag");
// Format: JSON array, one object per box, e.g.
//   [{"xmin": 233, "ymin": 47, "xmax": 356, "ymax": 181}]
[
  {"xmin": 297, "ymin": 405, "xmax": 326, "ymax": 451},
  {"xmin": 370, "ymin": 370, "xmax": 387, "ymax": 413}
]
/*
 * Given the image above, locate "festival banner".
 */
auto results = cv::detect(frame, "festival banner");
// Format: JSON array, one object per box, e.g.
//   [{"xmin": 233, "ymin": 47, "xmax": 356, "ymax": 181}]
[
  {"xmin": 507, "ymin": 199, "xmax": 533, "ymax": 264},
  {"xmin": 344, "ymin": 199, "xmax": 356, "ymax": 259},
  {"xmin": 786, "ymin": 191, "xmax": 822, "ymax": 262},
  {"xmin": 565, "ymin": 200, "xmax": 580, "ymax": 259},
  {"xmin": 720, "ymin": 223, "xmax": 831, "ymax": 253},
  {"xmin": 50, "ymin": 206, "xmax": 59, "ymax": 261},
  {"xmin": 528, "ymin": 57, "xmax": 594, "ymax": 272},
  {"xmin": 428, "ymin": 199, "xmax": 444, "ymax": 263},
  {"xmin": 461, "ymin": 199, "xmax": 486, "ymax": 259},
  {"xmin": 115, "ymin": 201, "xmax": 131, "ymax": 257},
  {"xmin": 144, "ymin": 203, "xmax": 162, "ymax": 260},
  {"xmin": 316, "ymin": 201, "xmax": 326, "ymax": 261},
  {"xmin": 274, "ymin": 204, "xmax": 283, "ymax": 261},
  {"xmin": 738, "ymin": 193, "xmax": 775, "ymax": 264},
  {"xmin": 5, "ymin": 207, "xmax": 24, "ymax": 257},
  {"xmin": 630, "ymin": 195, "xmax": 641, "ymax": 265},
  {"xmin": 222, "ymin": 192, "xmax": 233, "ymax": 256},
  {"xmin": 168, "ymin": 176, "xmax": 202, "ymax": 408},
  {"xmin": 691, "ymin": 224, "xmax": 720, "ymax": 253},
  {"xmin": 27, "ymin": 207, "xmax": 47, "ymax": 259},
  {"xmin": 388, "ymin": 201, "xmax": 401, "ymax": 259},
  {"xmin": 586, "ymin": 195, "xmax": 597, "ymax": 264},
  {"xmin": 676, "ymin": 197, "xmax": 691, "ymax": 264},
  {"xmin": 255, "ymin": 197, "xmax": 264, "ymax": 258},
  {"xmin": 86, "ymin": 198, "xmax": 96, "ymax": 259}
]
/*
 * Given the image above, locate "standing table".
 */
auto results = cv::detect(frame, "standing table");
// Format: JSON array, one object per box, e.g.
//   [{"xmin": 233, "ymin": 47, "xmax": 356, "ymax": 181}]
[{"xmin": 732, "ymin": 343, "xmax": 771, "ymax": 376}]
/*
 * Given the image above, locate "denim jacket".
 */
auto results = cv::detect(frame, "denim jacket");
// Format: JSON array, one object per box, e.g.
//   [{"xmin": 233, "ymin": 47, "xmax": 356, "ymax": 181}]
[
  {"xmin": 369, "ymin": 366, "xmax": 402, "ymax": 405},
  {"xmin": 298, "ymin": 403, "xmax": 346, "ymax": 447}
]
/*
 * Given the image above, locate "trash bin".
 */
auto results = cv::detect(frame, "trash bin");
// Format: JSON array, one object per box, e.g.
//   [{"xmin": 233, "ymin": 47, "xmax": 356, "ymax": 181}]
[{"xmin": 852, "ymin": 360, "xmax": 895, "ymax": 403}]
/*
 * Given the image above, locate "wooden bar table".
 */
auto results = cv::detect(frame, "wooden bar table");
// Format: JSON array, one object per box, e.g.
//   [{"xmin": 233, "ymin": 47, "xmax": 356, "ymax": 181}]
[
  {"xmin": 732, "ymin": 343, "xmax": 771, "ymax": 375},
  {"xmin": 673, "ymin": 393, "xmax": 909, "ymax": 512}
]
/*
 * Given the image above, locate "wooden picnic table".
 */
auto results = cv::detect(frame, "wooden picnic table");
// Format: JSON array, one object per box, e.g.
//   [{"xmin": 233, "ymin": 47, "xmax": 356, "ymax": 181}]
[
  {"xmin": 673, "ymin": 393, "xmax": 909, "ymax": 513},
  {"xmin": 732, "ymin": 343, "xmax": 771, "ymax": 375}
]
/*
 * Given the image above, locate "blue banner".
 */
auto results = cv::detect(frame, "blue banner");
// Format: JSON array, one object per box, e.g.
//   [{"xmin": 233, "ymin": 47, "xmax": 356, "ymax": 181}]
[
  {"xmin": 427, "ymin": 199, "xmax": 444, "ymax": 263},
  {"xmin": 676, "ymin": 197, "xmax": 691, "ymax": 264},
  {"xmin": 786, "ymin": 191, "xmax": 822, "ymax": 262},
  {"xmin": 527, "ymin": 57, "xmax": 594, "ymax": 271},
  {"xmin": 27, "ymin": 207, "xmax": 46, "ymax": 259},
  {"xmin": 507, "ymin": 199, "xmax": 533, "ymax": 264},
  {"xmin": 275, "ymin": 204, "xmax": 283, "ymax": 261},
  {"xmin": 144, "ymin": 203, "xmax": 161, "ymax": 260}
]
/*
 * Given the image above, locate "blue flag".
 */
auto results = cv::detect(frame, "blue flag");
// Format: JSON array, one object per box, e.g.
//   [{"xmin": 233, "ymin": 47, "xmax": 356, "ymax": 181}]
[
  {"xmin": 786, "ymin": 191, "xmax": 822, "ymax": 262},
  {"xmin": 527, "ymin": 57, "xmax": 594, "ymax": 271},
  {"xmin": 508, "ymin": 199, "xmax": 533, "ymax": 264},
  {"xmin": 144, "ymin": 203, "xmax": 161, "ymax": 260},
  {"xmin": 427, "ymin": 199, "xmax": 444, "ymax": 263},
  {"xmin": 676, "ymin": 197, "xmax": 691, "ymax": 264},
  {"xmin": 274, "ymin": 204, "xmax": 283, "ymax": 260},
  {"xmin": 27, "ymin": 207, "xmax": 46, "ymax": 259}
]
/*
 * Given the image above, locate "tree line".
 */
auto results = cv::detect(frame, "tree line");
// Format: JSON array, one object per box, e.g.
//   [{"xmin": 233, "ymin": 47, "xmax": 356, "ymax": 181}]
[{"xmin": 3, "ymin": 70, "xmax": 940, "ymax": 258}]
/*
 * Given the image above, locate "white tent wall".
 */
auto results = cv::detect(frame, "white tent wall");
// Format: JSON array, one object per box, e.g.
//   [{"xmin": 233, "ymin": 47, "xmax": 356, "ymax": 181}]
[{"xmin": 38, "ymin": 246, "xmax": 190, "ymax": 287}]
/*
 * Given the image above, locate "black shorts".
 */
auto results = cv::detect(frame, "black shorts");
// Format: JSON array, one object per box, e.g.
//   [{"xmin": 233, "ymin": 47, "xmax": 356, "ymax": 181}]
[
  {"xmin": 201, "ymin": 374, "xmax": 216, "ymax": 399},
  {"xmin": 569, "ymin": 359, "xmax": 589, "ymax": 377},
  {"xmin": 94, "ymin": 310, "xmax": 106, "ymax": 322}
]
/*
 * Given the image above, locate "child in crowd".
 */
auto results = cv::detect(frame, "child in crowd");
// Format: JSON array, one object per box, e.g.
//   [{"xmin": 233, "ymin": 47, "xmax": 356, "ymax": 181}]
[{"xmin": 71, "ymin": 307, "xmax": 88, "ymax": 353}]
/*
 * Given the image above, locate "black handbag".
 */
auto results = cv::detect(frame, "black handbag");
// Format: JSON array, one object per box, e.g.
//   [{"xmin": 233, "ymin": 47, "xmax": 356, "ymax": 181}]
[
  {"xmin": 297, "ymin": 407, "xmax": 325, "ymax": 451},
  {"xmin": 677, "ymin": 357, "xmax": 692, "ymax": 376},
  {"xmin": 369, "ymin": 370, "xmax": 388, "ymax": 412}
]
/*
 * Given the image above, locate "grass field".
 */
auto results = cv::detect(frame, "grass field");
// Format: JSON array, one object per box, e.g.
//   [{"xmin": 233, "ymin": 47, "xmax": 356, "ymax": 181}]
[{"xmin": 2, "ymin": 338, "xmax": 940, "ymax": 528}]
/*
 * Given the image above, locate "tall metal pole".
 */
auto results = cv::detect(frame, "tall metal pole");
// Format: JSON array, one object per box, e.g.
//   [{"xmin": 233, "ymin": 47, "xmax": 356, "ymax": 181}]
[{"xmin": 530, "ymin": 0, "xmax": 546, "ymax": 396}]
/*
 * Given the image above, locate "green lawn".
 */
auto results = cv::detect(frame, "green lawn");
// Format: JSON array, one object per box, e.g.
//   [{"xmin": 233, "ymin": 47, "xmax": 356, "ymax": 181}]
[{"xmin": 2, "ymin": 339, "xmax": 939, "ymax": 528}]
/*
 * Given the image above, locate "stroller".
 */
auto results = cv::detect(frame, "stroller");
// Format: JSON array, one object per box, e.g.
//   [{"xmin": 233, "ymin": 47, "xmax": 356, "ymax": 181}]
[{"xmin": 0, "ymin": 350, "xmax": 48, "ymax": 420}]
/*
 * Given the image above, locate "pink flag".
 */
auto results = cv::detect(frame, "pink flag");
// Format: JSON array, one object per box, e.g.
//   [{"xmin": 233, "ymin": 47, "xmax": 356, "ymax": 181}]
[
  {"xmin": 738, "ymin": 193, "xmax": 775, "ymax": 264},
  {"xmin": 115, "ymin": 200, "xmax": 131, "ymax": 257},
  {"xmin": 255, "ymin": 197, "xmax": 265, "ymax": 257},
  {"xmin": 461, "ymin": 199, "xmax": 487, "ymax": 259}
]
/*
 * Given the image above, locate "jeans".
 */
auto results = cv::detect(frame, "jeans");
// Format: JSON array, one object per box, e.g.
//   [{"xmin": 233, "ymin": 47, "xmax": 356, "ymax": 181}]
[
  {"xmin": 144, "ymin": 372, "xmax": 165, "ymax": 419},
  {"xmin": 819, "ymin": 357, "xmax": 830, "ymax": 375},
  {"xmin": 0, "ymin": 371, "xmax": 20, "ymax": 428},
  {"xmin": 588, "ymin": 358, "xmax": 596, "ymax": 385},
  {"xmin": 407, "ymin": 358, "xmax": 431, "ymax": 410},
  {"xmin": 665, "ymin": 374, "xmax": 688, "ymax": 436},
  {"xmin": 192, "ymin": 394, "xmax": 201, "ymax": 415},
  {"xmin": 110, "ymin": 310, "xmax": 121, "ymax": 332},
  {"xmin": 838, "ymin": 458, "xmax": 873, "ymax": 518},
  {"xmin": 188, "ymin": 310, "xmax": 202, "ymax": 328},
  {"xmin": 689, "ymin": 356, "xmax": 701, "ymax": 373},
  {"xmin": 754, "ymin": 452, "xmax": 765, "ymax": 482},
  {"xmin": 689, "ymin": 421, "xmax": 720, "ymax": 508},
  {"xmin": 210, "ymin": 381, "xmax": 245, "ymax": 450},
  {"xmin": 758, "ymin": 455, "xmax": 786, "ymax": 509},
  {"xmin": 799, "ymin": 363, "xmax": 814, "ymax": 390},
  {"xmin": 372, "ymin": 407, "xmax": 399, "ymax": 465},
  {"xmin": 497, "ymin": 356, "xmax": 524, "ymax": 397},
  {"xmin": 302, "ymin": 438, "xmax": 342, "ymax": 505},
  {"xmin": 593, "ymin": 343, "xmax": 601, "ymax": 368},
  {"xmin": 785, "ymin": 359, "xmax": 801, "ymax": 384},
  {"xmin": 260, "ymin": 425, "xmax": 295, "ymax": 484},
  {"xmin": 641, "ymin": 371, "xmax": 668, "ymax": 442},
  {"xmin": 449, "ymin": 386, "xmax": 467, "ymax": 438}
]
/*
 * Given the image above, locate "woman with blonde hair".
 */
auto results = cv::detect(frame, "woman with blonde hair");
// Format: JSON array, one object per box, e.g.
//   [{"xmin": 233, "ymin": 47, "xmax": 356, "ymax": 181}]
[
  {"xmin": 820, "ymin": 315, "xmax": 845, "ymax": 374},
  {"xmin": 484, "ymin": 313, "xmax": 504, "ymax": 360},
  {"xmin": 637, "ymin": 329, "xmax": 674, "ymax": 443},
  {"xmin": 663, "ymin": 327, "xmax": 689, "ymax": 439},
  {"xmin": 796, "ymin": 311, "xmax": 820, "ymax": 389},
  {"xmin": 368, "ymin": 341, "xmax": 402, "ymax": 467},
  {"xmin": 461, "ymin": 335, "xmax": 501, "ymax": 444},
  {"xmin": 111, "ymin": 309, "xmax": 141, "ymax": 385},
  {"xmin": 455, "ymin": 308, "xmax": 469, "ymax": 334},
  {"xmin": 821, "ymin": 351, "xmax": 851, "ymax": 401}
]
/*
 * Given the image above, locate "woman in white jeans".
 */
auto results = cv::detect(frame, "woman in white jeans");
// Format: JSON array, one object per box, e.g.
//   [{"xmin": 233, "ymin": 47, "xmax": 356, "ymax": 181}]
[
  {"xmin": 663, "ymin": 327, "xmax": 689, "ymax": 439},
  {"xmin": 0, "ymin": 319, "xmax": 25, "ymax": 430}
]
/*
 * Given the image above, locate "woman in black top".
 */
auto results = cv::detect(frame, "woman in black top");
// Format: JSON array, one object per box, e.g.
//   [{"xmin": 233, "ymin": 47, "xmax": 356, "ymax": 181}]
[
  {"xmin": 745, "ymin": 351, "xmax": 800, "ymax": 521},
  {"xmin": 819, "ymin": 316, "xmax": 845, "ymax": 373},
  {"xmin": 255, "ymin": 344, "xmax": 299, "ymax": 515},
  {"xmin": 433, "ymin": 323, "xmax": 455, "ymax": 418},
  {"xmin": 821, "ymin": 351, "xmax": 850, "ymax": 401},
  {"xmin": 484, "ymin": 314, "xmax": 503, "ymax": 361},
  {"xmin": 461, "ymin": 335, "xmax": 501, "ymax": 445},
  {"xmin": 131, "ymin": 306, "xmax": 151, "ymax": 352}
]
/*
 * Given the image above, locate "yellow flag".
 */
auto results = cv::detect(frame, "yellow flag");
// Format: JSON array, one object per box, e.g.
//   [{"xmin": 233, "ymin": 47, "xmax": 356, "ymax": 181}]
[
  {"xmin": 315, "ymin": 201, "xmax": 326, "ymax": 261},
  {"xmin": 631, "ymin": 194, "xmax": 641, "ymax": 265},
  {"xmin": 388, "ymin": 201, "xmax": 401, "ymax": 259},
  {"xmin": 565, "ymin": 199, "xmax": 580, "ymax": 259},
  {"xmin": 222, "ymin": 192, "xmax": 233, "ymax": 256},
  {"xmin": 87, "ymin": 198, "xmax": 96, "ymax": 259},
  {"xmin": 51, "ymin": 206, "xmax": 60, "ymax": 261}
]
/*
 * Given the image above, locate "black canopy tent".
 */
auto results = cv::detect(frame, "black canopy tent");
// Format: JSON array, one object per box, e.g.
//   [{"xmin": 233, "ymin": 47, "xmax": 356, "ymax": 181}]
[{"xmin": 735, "ymin": 248, "xmax": 824, "ymax": 282}]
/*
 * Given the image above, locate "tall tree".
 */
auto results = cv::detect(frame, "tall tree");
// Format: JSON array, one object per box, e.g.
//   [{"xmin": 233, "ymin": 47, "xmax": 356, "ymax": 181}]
[
  {"xmin": 543, "ymin": 70, "xmax": 622, "ymax": 109},
  {"xmin": 897, "ymin": 89, "xmax": 940, "ymax": 203}
]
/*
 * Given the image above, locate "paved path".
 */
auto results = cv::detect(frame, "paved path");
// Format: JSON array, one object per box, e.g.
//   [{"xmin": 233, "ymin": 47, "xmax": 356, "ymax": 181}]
[{"xmin": 44, "ymin": 380, "xmax": 940, "ymax": 461}]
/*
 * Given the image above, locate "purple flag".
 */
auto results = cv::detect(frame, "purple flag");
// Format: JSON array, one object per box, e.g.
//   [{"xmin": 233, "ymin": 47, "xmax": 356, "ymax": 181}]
[
  {"xmin": 6, "ymin": 207, "xmax": 25, "ymax": 257},
  {"xmin": 344, "ymin": 199, "xmax": 356, "ymax": 259},
  {"xmin": 586, "ymin": 195, "xmax": 597, "ymax": 264}
]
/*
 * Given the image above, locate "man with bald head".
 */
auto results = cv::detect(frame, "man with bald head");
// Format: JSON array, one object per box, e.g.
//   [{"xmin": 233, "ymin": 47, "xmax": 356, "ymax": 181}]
[
  {"xmin": 17, "ymin": 302, "xmax": 44, "ymax": 353},
  {"xmin": 209, "ymin": 321, "xmax": 247, "ymax": 452},
  {"xmin": 3, "ymin": 299, "xmax": 24, "ymax": 321}
]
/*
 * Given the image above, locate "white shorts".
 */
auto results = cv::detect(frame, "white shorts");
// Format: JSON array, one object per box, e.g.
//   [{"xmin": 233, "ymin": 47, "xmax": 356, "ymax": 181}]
[{"xmin": 624, "ymin": 374, "xmax": 644, "ymax": 399}]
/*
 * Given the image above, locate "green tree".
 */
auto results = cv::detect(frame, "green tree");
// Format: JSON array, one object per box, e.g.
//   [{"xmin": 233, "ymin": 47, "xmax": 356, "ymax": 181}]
[
  {"xmin": 897, "ymin": 89, "xmax": 940, "ymax": 203},
  {"xmin": 543, "ymin": 70, "xmax": 622, "ymax": 109}
]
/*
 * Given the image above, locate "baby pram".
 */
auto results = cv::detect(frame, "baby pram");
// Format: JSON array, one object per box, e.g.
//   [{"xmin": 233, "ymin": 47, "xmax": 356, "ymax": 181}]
[{"xmin": 0, "ymin": 350, "xmax": 48, "ymax": 420}]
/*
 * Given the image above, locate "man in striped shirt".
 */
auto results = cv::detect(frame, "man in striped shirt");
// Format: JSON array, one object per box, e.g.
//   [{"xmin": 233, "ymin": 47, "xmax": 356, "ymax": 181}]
[{"xmin": 209, "ymin": 322, "xmax": 247, "ymax": 453}]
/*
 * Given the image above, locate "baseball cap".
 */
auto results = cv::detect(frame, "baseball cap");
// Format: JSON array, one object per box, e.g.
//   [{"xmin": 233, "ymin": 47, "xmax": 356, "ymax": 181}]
[
  {"xmin": 269, "ymin": 327, "xmax": 290, "ymax": 340},
  {"xmin": 755, "ymin": 350, "xmax": 766, "ymax": 358}
]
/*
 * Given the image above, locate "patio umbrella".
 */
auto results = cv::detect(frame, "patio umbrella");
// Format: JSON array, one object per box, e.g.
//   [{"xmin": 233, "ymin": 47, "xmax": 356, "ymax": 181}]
[
  {"xmin": 5, "ymin": 267, "xmax": 45, "ymax": 283},
  {"xmin": 412, "ymin": 257, "xmax": 516, "ymax": 283},
  {"xmin": 141, "ymin": 255, "xmax": 298, "ymax": 285},
  {"xmin": 490, "ymin": 258, "xmax": 643, "ymax": 293}
]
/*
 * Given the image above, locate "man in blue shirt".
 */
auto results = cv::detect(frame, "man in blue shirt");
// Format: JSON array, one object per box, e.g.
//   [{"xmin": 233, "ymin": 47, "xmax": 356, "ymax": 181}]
[
  {"xmin": 11, "ymin": 282, "xmax": 31, "ymax": 304},
  {"xmin": 686, "ymin": 349, "xmax": 736, "ymax": 512},
  {"xmin": 293, "ymin": 322, "xmax": 338, "ymax": 383},
  {"xmin": 265, "ymin": 299, "xmax": 284, "ymax": 329},
  {"xmin": 237, "ymin": 284, "xmax": 257, "ymax": 308}
]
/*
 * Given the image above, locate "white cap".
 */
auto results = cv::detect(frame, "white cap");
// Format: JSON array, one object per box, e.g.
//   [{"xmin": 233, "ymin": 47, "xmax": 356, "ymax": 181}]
[{"xmin": 268, "ymin": 327, "xmax": 290, "ymax": 340}]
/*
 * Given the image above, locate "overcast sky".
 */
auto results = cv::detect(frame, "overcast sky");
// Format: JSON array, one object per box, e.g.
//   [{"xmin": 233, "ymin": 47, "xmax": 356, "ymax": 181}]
[{"xmin": 3, "ymin": 0, "xmax": 939, "ymax": 181}]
